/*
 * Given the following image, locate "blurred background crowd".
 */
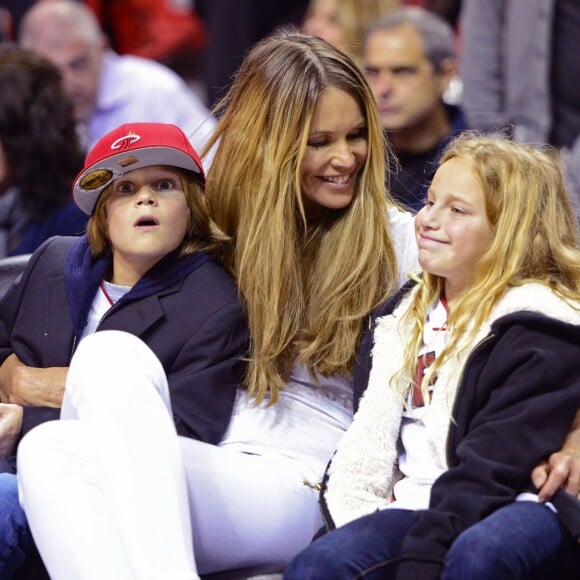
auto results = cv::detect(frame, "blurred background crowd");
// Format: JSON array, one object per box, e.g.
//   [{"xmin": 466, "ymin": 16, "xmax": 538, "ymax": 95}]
[
  {"xmin": 0, "ymin": 0, "xmax": 578, "ymax": 259},
  {"xmin": 0, "ymin": 1, "xmax": 460, "ymax": 109}
]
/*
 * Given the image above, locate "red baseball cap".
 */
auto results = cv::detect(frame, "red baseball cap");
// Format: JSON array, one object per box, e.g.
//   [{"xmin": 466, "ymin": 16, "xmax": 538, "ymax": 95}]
[{"xmin": 72, "ymin": 122, "xmax": 205, "ymax": 215}]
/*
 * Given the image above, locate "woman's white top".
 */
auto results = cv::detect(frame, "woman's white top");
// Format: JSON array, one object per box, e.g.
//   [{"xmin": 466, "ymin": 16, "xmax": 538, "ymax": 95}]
[
  {"xmin": 219, "ymin": 366, "xmax": 353, "ymax": 483},
  {"xmin": 388, "ymin": 206, "xmax": 419, "ymax": 288},
  {"xmin": 220, "ymin": 208, "xmax": 419, "ymax": 483}
]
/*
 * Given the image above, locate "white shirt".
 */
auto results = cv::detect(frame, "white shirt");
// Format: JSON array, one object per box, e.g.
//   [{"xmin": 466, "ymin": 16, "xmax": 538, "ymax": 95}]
[
  {"xmin": 389, "ymin": 298, "xmax": 449, "ymax": 510},
  {"xmin": 220, "ymin": 365, "xmax": 353, "ymax": 484},
  {"xmin": 388, "ymin": 206, "xmax": 419, "ymax": 288},
  {"xmin": 220, "ymin": 208, "xmax": 419, "ymax": 483},
  {"xmin": 89, "ymin": 51, "xmax": 217, "ymax": 169},
  {"xmin": 80, "ymin": 281, "xmax": 130, "ymax": 339}
]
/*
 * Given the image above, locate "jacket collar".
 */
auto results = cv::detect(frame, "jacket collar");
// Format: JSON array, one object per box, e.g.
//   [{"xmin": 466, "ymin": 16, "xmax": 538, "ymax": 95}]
[{"xmin": 64, "ymin": 235, "xmax": 212, "ymax": 340}]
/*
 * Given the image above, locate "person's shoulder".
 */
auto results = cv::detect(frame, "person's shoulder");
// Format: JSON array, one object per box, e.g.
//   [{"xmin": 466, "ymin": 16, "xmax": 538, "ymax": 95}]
[
  {"xmin": 492, "ymin": 283, "xmax": 580, "ymax": 329},
  {"xmin": 102, "ymin": 52, "xmax": 210, "ymax": 119},
  {"xmin": 375, "ymin": 279, "xmax": 417, "ymax": 321},
  {"xmin": 387, "ymin": 206, "xmax": 420, "ymax": 287},
  {"xmin": 21, "ymin": 236, "xmax": 77, "ymax": 280},
  {"xmin": 180, "ymin": 258, "xmax": 240, "ymax": 307},
  {"xmin": 34, "ymin": 236, "xmax": 77, "ymax": 258},
  {"xmin": 110, "ymin": 52, "xmax": 185, "ymax": 87},
  {"xmin": 388, "ymin": 205, "xmax": 414, "ymax": 232}
]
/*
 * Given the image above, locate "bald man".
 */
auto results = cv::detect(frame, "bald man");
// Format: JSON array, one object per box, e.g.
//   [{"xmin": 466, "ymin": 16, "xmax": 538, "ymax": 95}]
[{"xmin": 20, "ymin": 0, "xmax": 216, "ymax": 164}]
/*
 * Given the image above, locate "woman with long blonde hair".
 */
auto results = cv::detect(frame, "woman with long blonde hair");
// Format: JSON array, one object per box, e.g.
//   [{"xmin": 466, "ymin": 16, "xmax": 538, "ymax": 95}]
[
  {"xmin": 204, "ymin": 28, "xmax": 415, "ymax": 404},
  {"xmin": 198, "ymin": 27, "xmax": 416, "ymax": 568},
  {"xmin": 286, "ymin": 133, "xmax": 580, "ymax": 579}
]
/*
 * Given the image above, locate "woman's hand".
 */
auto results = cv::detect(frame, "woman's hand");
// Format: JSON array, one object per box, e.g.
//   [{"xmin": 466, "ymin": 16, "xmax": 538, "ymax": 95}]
[
  {"xmin": 532, "ymin": 409, "xmax": 580, "ymax": 501},
  {"xmin": 0, "ymin": 354, "xmax": 67, "ymax": 407},
  {"xmin": 0, "ymin": 403, "xmax": 23, "ymax": 459}
]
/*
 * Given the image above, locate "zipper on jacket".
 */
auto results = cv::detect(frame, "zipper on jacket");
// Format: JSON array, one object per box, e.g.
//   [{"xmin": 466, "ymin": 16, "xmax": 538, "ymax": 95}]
[
  {"xmin": 445, "ymin": 332, "xmax": 496, "ymax": 468},
  {"xmin": 69, "ymin": 335, "xmax": 78, "ymax": 363},
  {"xmin": 319, "ymin": 482, "xmax": 335, "ymax": 532},
  {"xmin": 302, "ymin": 480, "xmax": 322, "ymax": 491},
  {"xmin": 317, "ymin": 460, "xmax": 336, "ymax": 532},
  {"xmin": 69, "ymin": 300, "xmax": 125, "ymax": 363}
]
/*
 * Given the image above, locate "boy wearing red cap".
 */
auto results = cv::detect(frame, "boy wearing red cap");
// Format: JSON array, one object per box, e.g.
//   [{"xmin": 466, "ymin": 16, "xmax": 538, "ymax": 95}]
[{"xmin": 0, "ymin": 122, "xmax": 248, "ymax": 577}]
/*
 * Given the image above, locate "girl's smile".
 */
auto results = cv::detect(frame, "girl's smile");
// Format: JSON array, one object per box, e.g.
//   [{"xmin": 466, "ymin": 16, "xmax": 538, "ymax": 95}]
[{"xmin": 415, "ymin": 156, "xmax": 494, "ymax": 303}]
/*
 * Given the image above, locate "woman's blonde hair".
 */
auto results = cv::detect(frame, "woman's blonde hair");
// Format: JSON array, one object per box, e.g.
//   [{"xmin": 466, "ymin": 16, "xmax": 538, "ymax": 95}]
[
  {"xmin": 87, "ymin": 168, "xmax": 221, "ymax": 258},
  {"xmin": 203, "ymin": 29, "xmax": 399, "ymax": 403},
  {"xmin": 396, "ymin": 133, "xmax": 580, "ymax": 399}
]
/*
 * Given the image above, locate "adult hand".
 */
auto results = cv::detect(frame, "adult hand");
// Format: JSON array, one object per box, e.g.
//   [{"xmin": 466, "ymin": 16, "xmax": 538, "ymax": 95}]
[
  {"xmin": 0, "ymin": 354, "xmax": 21, "ymax": 402},
  {"xmin": 0, "ymin": 354, "xmax": 67, "ymax": 407},
  {"xmin": 0, "ymin": 403, "xmax": 23, "ymax": 459},
  {"xmin": 532, "ymin": 409, "xmax": 580, "ymax": 501}
]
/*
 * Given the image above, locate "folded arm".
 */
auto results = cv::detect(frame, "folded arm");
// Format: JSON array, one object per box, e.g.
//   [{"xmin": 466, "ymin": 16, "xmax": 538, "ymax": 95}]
[{"xmin": 0, "ymin": 353, "xmax": 67, "ymax": 408}]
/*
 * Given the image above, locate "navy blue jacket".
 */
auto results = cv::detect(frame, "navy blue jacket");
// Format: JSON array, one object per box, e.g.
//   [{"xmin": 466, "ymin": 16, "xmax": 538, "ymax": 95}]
[{"xmin": 0, "ymin": 236, "xmax": 249, "ymax": 471}]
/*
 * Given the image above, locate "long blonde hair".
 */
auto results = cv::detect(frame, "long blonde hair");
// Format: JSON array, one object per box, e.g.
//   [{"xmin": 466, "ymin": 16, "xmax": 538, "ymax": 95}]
[
  {"xmin": 396, "ymin": 133, "xmax": 580, "ymax": 397},
  {"xmin": 204, "ymin": 30, "xmax": 399, "ymax": 403}
]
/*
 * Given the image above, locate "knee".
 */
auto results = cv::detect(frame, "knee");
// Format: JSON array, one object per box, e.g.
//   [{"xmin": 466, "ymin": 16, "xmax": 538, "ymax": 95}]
[
  {"xmin": 17, "ymin": 422, "xmax": 55, "ymax": 474},
  {"xmin": 444, "ymin": 524, "xmax": 516, "ymax": 580},
  {"xmin": 17, "ymin": 421, "xmax": 73, "ymax": 495},
  {"xmin": 0, "ymin": 474, "xmax": 29, "ymax": 540},
  {"xmin": 443, "ymin": 503, "xmax": 566, "ymax": 580},
  {"xmin": 284, "ymin": 541, "xmax": 351, "ymax": 580},
  {"xmin": 444, "ymin": 527, "xmax": 496, "ymax": 577},
  {"xmin": 67, "ymin": 331, "xmax": 167, "ymax": 408},
  {"xmin": 72, "ymin": 330, "xmax": 154, "ymax": 373}
]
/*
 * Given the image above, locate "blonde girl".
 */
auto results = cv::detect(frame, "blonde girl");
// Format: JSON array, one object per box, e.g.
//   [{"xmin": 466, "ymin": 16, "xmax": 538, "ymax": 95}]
[{"xmin": 286, "ymin": 134, "xmax": 580, "ymax": 579}]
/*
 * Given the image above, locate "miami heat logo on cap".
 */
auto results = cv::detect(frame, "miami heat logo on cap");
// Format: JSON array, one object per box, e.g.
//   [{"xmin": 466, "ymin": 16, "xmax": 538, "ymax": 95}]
[
  {"xmin": 110, "ymin": 132, "xmax": 141, "ymax": 151},
  {"xmin": 73, "ymin": 122, "xmax": 205, "ymax": 215}
]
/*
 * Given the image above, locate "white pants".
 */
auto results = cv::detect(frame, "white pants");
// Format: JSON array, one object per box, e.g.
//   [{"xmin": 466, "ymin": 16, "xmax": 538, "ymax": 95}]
[{"xmin": 17, "ymin": 331, "xmax": 322, "ymax": 580}]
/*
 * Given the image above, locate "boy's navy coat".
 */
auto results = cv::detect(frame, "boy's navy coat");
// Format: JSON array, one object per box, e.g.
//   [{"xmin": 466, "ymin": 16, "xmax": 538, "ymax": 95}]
[{"xmin": 0, "ymin": 236, "xmax": 249, "ymax": 470}]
